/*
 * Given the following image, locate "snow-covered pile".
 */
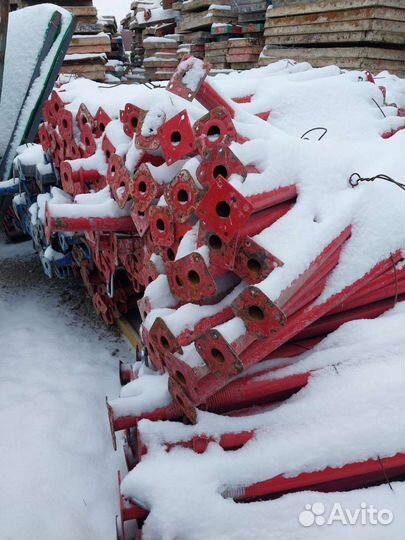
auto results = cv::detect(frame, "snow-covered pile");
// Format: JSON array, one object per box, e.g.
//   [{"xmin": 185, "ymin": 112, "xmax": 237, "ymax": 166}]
[
  {"xmin": 120, "ymin": 305, "xmax": 405, "ymax": 540},
  {"xmin": 4, "ymin": 56, "xmax": 405, "ymax": 540}
]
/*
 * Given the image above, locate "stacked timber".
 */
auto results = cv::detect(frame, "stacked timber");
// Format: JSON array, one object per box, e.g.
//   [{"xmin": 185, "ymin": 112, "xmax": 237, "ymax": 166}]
[
  {"xmin": 99, "ymin": 16, "xmax": 126, "ymax": 63},
  {"xmin": 176, "ymin": 31, "xmax": 206, "ymax": 60},
  {"xmin": 175, "ymin": 0, "xmax": 238, "ymax": 33},
  {"xmin": 227, "ymin": 36, "xmax": 264, "ymax": 69},
  {"xmin": 121, "ymin": 8, "xmax": 145, "ymax": 69},
  {"xmin": 143, "ymin": 35, "xmax": 182, "ymax": 80},
  {"xmin": 17, "ymin": 0, "xmax": 110, "ymax": 81},
  {"xmin": 125, "ymin": 0, "xmax": 180, "ymax": 80},
  {"xmin": 67, "ymin": 33, "xmax": 111, "ymax": 55},
  {"xmin": 235, "ymin": 0, "xmax": 268, "ymax": 26},
  {"xmin": 205, "ymin": 41, "xmax": 231, "ymax": 71},
  {"xmin": 61, "ymin": 52, "xmax": 107, "ymax": 81},
  {"xmin": 260, "ymin": 0, "xmax": 405, "ymax": 77}
]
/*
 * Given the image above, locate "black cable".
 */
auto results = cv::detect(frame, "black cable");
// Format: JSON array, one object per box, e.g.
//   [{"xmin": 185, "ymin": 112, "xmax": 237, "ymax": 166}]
[
  {"xmin": 301, "ymin": 127, "xmax": 328, "ymax": 141},
  {"xmin": 371, "ymin": 97, "xmax": 386, "ymax": 118},
  {"xmin": 349, "ymin": 173, "xmax": 405, "ymax": 191}
]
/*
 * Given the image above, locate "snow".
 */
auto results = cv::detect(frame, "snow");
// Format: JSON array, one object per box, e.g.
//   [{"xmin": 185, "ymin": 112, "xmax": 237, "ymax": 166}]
[
  {"xmin": 13, "ymin": 143, "xmax": 45, "ymax": 166},
  {"xmin": 64, "ymin": 53, "xmax": 107, "ymax": 62},
  {"xmin": 47, "ymin": 186, "xmax": 131, "ymax": 219},
  {"xmin": 0, "ymin": 237, "xmax": 134, "ymax": 540},
  {"xmin": 110, "ymin": 372, "xmax": 171, "ymax": 418},
  {"xmin": 178, "ymin": 57, "xmax": 207, "ymax": 93},
  {"xmin": 0, "ymin": 4, "xmax": 73, "ymax": 179}
]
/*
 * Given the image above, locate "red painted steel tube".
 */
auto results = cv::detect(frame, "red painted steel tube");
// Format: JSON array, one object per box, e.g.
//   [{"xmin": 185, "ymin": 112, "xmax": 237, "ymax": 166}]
[
  {"xmin": 65, "ymin": 139, "xmax": 82, "ymax": 160},
  {"xmin": 169, "ymin": 370, "xmax": 310, "ymax": 424},
  {"xmin": 110, "ymin": 166, "xmax": 132, "ymax": 209},
  {"xmin": 130, "ymin": 164, "xmax": 164, "ymax": 212},
  {"xmin": 164, "ymin": 170, "xmax": 204, "ymax": 224},
  {"xmin": 102, "ymin": 135, "xmax": 116, "ymax": 161},
  {"xmin": 216, "ymin": 202, "xmax": 293, "ymax": 276},
  {"xmin": 197, "ymin": 243, "xmax": 343, "ymax": 378},
  {"xmin": 197, "ymin": 176, "xmax": 297, "ymax": 242},
  {"xmin": 121, "ymin": 103, "xmax": 143, "ymax": 138},
  {"xmin": 58, "ymin": 108, "xmax": 74, "ymax": 141},
  {"xmin": 237, "ymin": 251, "xmax": 402, "ymax": 368},
  {"xmin": 196, "ymin": 145, "xmax": 247, "ymax": 188},
  {"xmin": 225, "ymin": 453, "xmax": 405, "ymax": 501},
  {"xmin": 147, "ymin": 205, "xmax": 175, "ymax": 247},
  {"xmin": 327, "ymin": 264, "xmax": 405, "ymax": 315},
  {"xmin": 95, "ymin": 107, "xmax": 112, "ymax": 138},
  {"xmin": 207, "ymin": 200, "xmax": 294, "ymax": 271},
  {"xmin": 157, "ymin": 110, "xmax": 197, "ymax": 165},
  {"xmin": 60, "ymin": 161, "xmax": 102, "ymax": 193},
  {"xmin": 139, "ymin": 429, "xmax": 256, "ymax": 458},
  {"xmin": 80, "ymin": 123, "xmax": 97, "ymax": 157},
  {"xmin": 233, "ymin": 227, "xmax": 351, "ymax": 338},
  {"xmin": 175, "ymin": 252, "xmax": 402, "ymax": 415},
  {"xmin": 167, "ymin": 56, "xmax": 235, "ymax": 118},
  {"xmin": 135, "ymin": 109, "xmax": 161, "ymax": 152},
  {"xmin": 149, "ymin": 303, "xmax": 235, "ymax": 355},
  {"xmin": 194, "ymin": 106, "xmax": 237, "ymax": 148},
  {"xmin": 76, "ymin": 103, "xmax": 95, "ymax": 132},
  {"xmin": 106, "ymin": 398, "xmax": 182, "ymax": 448},
  {"xmin": 118, "ymin": 471, "xmax": 148, "ymax": 523},
  {"xmin": 38, "ymin": 123, "xmax": 51, "ymax": 151},
  {"xmin": 328, "ymin": 279, "xmax": 405, "ymax": 316},
  {"xmin": 169, "ymin": 251, "xmax": 225, "ymax": 302},
  {"xmin": 295, "ymin": 295, "xmax": 405, "ymax": 341},
  {"xmin": 109, "ymin": 356, "xmax": 309, "ymax": 439},
  {"xmin": 166, "ymin": 260, "xmax": 238, "ymax": 304},
  {"xmin": 45, "ymin": 210, "xmax": 136, "ymax": 236}
]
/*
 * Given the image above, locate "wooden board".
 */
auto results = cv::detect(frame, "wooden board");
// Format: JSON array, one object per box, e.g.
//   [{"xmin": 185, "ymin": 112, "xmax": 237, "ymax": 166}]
[
  {"xmin": 71, "ymin": 34, "xmax": 111, "ymax": 46},
  {"xmin": 181, "ymin": 0, "xmax": 231, "ymax": 12},
  {"xmin": 267, "ymin": 0, "xmax": 405, "ymax": 17},
  {"xmin": 74, "ymin": 22, "xmax": 104, "ymax": 34},
  {"xmin": 238, "ymin": 12, "xmax": 266, "ymax": 22},
  {"xmin": 177, "ymin": 10, "xmax": 237, "ymax": 31},
  {"xmin": 264, "ymin": 29, "xmax": 405, "ymax": 44},
  {"xmin": 261, "ymin": 45, "xmax": 405, "ymax": 60},
  {"xmin": 67, "ymin": 44, "xmax": 111, "ymax": 54},
  {"xmin": 264, "ymin": 19, "xmax": 405, "ymax": 36},
  {"xmin": 265, "ymin": 6, "xmax": 405, "ymax": 27},
  {"xmin": 60, "ymin": 64, "xmax": 105, "ymax": 75},
  {"xmin": 228, "ymin": 37, "xmax": 263, "ymax": 46},
  {"xmin": 259, "ymin": 55, "xmax": 405, "ymax": 74},
  {"xmin": 228, "ymin": 53, "xmax": 261, "ymax": 61},
  {"xmin": 64, "ymin": 6, "xmax": 98, "ymax": 16}
]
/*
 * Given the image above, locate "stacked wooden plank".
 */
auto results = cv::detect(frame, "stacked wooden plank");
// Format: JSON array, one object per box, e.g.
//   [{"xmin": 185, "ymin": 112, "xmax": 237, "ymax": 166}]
[
  {"xmin": 17, "ymin": 0, "xmax": 110, "ymax": 81},
  {"xmin": 67, "ymin": 33, "xmax": 111, "ymax": 55},
  {"xmin": 227, "ymin": 36, "xmax": 264, "ymax": 69},
  {"xmin": 61, "ymin": 6, "xmax": 107, "ymax": 81},
  {"xmin": 205, "ymin": 41, "xmax": 231, "ymax": 71},
  {"xmin": 206, "ymin": 2, "xmax": 266, "ymax": 72},
  {"xmin": 125, "ymin": 0, "xmax": 180, "ymax": 80},
  {"xmin": 121, "ymin": 9, "xmax": 145, "ymax": 68},
  {"xmin": 260, "ymin": 0, "xmax": 405, "ymax": 77},
  {"xmin": 235, "ymin": 0, "xmax": 268, "ymax": 25},
  {"xmin": 61, "ymin": 52, "xmax": 107, "ymax": 81},
  {"xmin": 175, "ymin": 0, "xmax": 238, "ymax": 33},
  {"xmin": 99, "ymin": 16, "xmax": 126, "ymax": 62},
  {"xmin": 143, "ymin": 35, "xmax": 182, "ymax": 80},
  {"xmin": 176, "ymin": 42, "xmax": 205, "ymax": 60}
]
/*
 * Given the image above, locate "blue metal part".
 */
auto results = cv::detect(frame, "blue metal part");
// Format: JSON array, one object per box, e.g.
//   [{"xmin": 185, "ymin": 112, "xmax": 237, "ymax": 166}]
[{"xmin": 0, "ymin": 181, "xmax": 20, "ymax": 195}]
